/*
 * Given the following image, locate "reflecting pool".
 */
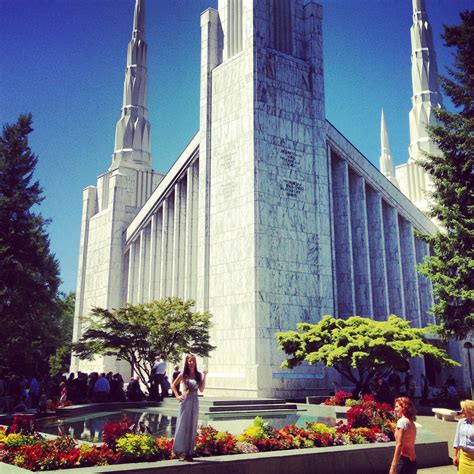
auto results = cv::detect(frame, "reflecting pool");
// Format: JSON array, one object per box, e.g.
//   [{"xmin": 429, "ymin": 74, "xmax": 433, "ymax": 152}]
[{"xmin": 36, "ymin": 408, "xmax": 327, "ymax": 443}]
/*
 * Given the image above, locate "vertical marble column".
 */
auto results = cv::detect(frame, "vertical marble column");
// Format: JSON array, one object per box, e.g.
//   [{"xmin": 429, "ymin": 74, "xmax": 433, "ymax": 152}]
[
  {"xmin": 190, "ymin": 164, "xmax": 199, "ymax": 300},
  {"xmin": 327, "ymin": 144, "xmax": 338, "ymax": 314},
  {"xmin": 365, "ymin": 187, "xmax": 390, "ymax": 320},
  {"xmin": 226, "ymin": 0, "xmax": 243, "ymax": 58},
  {"xmin": 382, "ymin": 202, "xmax": 405, "ymax": 318},
  {"xmin": 136, "ymin": 230, "xmax": 145, "ymax": 303},
  {"xmin": 399, "ymin": 217, "xmax": 421, "ymax": 326},
  {"xmin": 148, "ymin": 211, "xmax": 163, "ymax": 302},
  {"xmin": 401, "ymin": 217, "xmax": 425, "ymax": 395},
  {"xmin": 143, "ymin": 224, "xmax": 152, "ymax": 302},
  {"xmin": 184, "ymin": 164, "xmax": 198, "ymax": 300},
  {"xmin": 147, "ymin": 213, "xmax": 156, "ymax": 302},
  {"xmin": 126, "ymin": 240, "xmax": 137, "ymax": 304},
  {"xmin": 330, "ymin": 154, "xmax": 356, "ymax": 317},
  {"xmin": 348, "ymin": 171, "xmax": 373, "ymax": 317},
  {"xmin": 415, "ymin": 236, "xmax": 434, "ymax": 326},
  {"xmin": 165, "ymin": 195, "xmax": 175, "ymax": 297},
  {"xmin": 159, "ymin": 199, "xmax": 169, "ymax": 299},
  {"xmin": 121, "ymin": 249, "xmax": 130, "ymax": 306},
  {"xmin": 172, "ymin": 181, "xmax": 187, "ymax": 297},
  {"xmin": 171, "ymin": 185, "xmax": 180, "ymax": 296}
]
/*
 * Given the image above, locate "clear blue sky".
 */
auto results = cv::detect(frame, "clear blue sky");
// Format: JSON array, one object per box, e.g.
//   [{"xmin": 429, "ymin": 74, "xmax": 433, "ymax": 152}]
[{"xmin": 0, "ymin": 0, "xmax": 470, "ymax": 293}]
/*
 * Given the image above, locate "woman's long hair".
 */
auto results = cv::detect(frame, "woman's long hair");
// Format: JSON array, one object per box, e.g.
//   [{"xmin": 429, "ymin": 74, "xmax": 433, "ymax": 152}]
[
  {"xmin": 395, "ymin": 396, "xmax": 417, "ymax": 421},
  {"xmin": 181, "ymin": 354, "xmax": 202, "ymax": 385}
]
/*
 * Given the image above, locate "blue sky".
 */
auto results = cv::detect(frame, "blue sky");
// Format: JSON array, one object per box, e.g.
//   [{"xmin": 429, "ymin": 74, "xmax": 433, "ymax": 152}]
[{"xmin": 0, "ymin": 0, "xmax": 470, "ymax": 293}]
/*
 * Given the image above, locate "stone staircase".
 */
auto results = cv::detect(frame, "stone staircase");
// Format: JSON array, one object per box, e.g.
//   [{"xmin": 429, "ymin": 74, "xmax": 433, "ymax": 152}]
[{"xmin": 160, "ymin": 397, "xmax": 299, "ymax": 416}]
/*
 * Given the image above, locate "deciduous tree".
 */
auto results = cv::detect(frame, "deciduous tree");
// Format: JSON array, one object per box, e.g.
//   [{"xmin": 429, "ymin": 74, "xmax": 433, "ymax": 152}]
[
  {"xmin": 72, "ymin": 297, "xmax": 215, "ymax": 387},
  {"xmin": 276, "ymin": 315, "xmax": 460, "ymax": 395}
]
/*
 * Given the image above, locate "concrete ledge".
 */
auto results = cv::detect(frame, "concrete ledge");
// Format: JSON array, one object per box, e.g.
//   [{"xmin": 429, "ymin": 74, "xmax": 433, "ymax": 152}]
[
  {"xmin": 56, "ymin": 401, "xmax": 160, "ymax": 416},
  {"xmin": 306, "ymin": 395, "xmax": 331, "ymax": 404},
  {"xmin": 432, "ymin": 408, "xmax": 458, "ymax": 422},
  {"xmin": 0, "ymin": 438, "xmax": 450, "ymax": 474}
]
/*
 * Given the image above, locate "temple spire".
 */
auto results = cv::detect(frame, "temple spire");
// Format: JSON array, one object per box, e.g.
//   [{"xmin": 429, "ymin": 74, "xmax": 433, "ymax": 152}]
[
  {"xmin": 133, "ymin": 0, "xmax": 145, "ymax": 40},
  {"xmin": 408, "ymin": 0, "xmax": 443, "ymax": 163},
  {"xmin": 110, "ymin": 0, "xmax": 151, "ymax": 171},
  {"xmin": 379, "ymin": 109, "xmax": 398, "ymax": 187}
]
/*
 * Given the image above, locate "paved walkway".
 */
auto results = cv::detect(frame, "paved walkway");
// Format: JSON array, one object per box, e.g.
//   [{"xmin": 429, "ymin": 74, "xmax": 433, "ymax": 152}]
[{"xmin": 417, "ymin": 415, "xmax": 457, "ymax": 473}]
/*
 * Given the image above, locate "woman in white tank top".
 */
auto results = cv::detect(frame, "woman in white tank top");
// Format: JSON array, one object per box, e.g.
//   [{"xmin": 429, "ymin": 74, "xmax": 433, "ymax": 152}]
[{"xmin": 389, "ymin": 396, "xmax": 417, "ymax": 474}]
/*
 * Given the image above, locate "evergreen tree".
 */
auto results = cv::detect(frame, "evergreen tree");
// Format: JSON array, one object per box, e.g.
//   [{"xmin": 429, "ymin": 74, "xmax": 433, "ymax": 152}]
[
  {"xmin": 0, "ymin": 114, "xmax": 62, "ymax": 373},
  {"xmin": 418, "ymin": 11, "xmax": 474, "ymax": 339},
  {"xmin": 49, "ymin": 292, "xmax": 75, "ymax": 376}
]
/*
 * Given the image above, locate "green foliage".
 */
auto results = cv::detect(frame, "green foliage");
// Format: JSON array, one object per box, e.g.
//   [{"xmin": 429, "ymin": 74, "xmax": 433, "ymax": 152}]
[
  {"xmin": 0, "ymin": 114, "xmax": 62, "ymax": 374},
  {"xmin": 49, "ymin": 292, "xmax": 75, "ymax": 376},
  {"xmin": 276, "ymin": 315, "xmax": 460, "ymax": 394},
  {"xmin": 115, "ymin": 434, "xmax": 157, "ymax": 461},
  {"xmin": 305, "ymin": 423, "xmax": 336, "ymax": 436},
  {"xmin": 72, "ymin": 297, "xmax": 215, "ymax": 387},
  {"xmin": 418, "ymin": 11, "xmax": 474, "ymax": 339}
]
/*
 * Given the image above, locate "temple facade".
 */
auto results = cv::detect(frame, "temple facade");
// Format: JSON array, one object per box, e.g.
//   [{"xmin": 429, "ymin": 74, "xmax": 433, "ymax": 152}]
[{"xmin": 72, "ymin": 0, "xmax": 463, "ymax": 398}]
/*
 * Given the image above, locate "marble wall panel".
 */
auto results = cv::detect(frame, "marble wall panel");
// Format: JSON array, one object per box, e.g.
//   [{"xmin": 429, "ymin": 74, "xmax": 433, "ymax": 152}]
[
  {"xmin": 382, "ymin": 201, "xmax": 405, "ymax": 318},
  {"xmin": 348, "ymin": 170, "xmax": 373, "ymax": 317},
  {"xmin": 415, "ymin": 237, "xmax": 434, "ymax": 326},
  {"xmin": 330, "ymin": 153, "xmax": 355, "ymax": 317},
  {"xmin": 148, "ymin": 210, "xmax": 162, "ymax": 301},
  {"xmin": 398, "ymin": 216, "xmax": 421, "ymax": 326},
  {"xmin": 365, "ymin": 186, "xmax": 390, "ymax": 320}
]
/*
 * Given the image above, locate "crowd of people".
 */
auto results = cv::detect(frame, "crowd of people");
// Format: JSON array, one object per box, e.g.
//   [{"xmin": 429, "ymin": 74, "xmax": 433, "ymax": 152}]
[
  {"xmin": 368, "ymin": 371, "xmax": 460, "ymax": 406},
  {"xmin": 368, "ymin": 371, "xmax": 417, "ymax": 405},
  {"xmin": 0, "ymin": 368, "xmax": 177, "ymax": 415}
]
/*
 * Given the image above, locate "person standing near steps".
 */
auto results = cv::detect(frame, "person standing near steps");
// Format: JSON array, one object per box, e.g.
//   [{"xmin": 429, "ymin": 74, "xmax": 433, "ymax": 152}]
[
  {"xmin": 151, "ymin": 353, "xmax": 167, "ymax": 401},
  {"xmin": 171, "ymin": 354, "xmax": 207, "ymax": 461},
  {"xmin": 389, "ymin": 396, "xmax": 417, "ymax": 474}
]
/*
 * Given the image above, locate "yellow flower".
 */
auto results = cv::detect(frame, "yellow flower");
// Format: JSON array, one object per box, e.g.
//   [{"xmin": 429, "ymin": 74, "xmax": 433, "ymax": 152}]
[{"xmin": 243, "ymin": 425, "xmax": 266, "ymax": 441}]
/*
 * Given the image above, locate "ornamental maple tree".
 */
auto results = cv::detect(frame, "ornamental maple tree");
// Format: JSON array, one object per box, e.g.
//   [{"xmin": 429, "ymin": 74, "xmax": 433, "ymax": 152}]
[
  {"xmin": 72, "ymin": 297, "xmax": 215, "ymax": 388},
  {"xmin": 276, "ymin": 315, "xmax": 460, "ymax": 395}
]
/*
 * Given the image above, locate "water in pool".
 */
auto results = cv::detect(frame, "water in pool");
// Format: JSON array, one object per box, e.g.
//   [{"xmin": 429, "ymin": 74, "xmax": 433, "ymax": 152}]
[{"xmin": 36, "ymin": 409, "xmax": 324, "ymax": 443}]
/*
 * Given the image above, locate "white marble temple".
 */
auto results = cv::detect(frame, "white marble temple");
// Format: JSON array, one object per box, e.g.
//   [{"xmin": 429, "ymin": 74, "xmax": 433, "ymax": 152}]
[{"xmin": 72, "ymin": 0, "xmax": 465, "ymax": 397}]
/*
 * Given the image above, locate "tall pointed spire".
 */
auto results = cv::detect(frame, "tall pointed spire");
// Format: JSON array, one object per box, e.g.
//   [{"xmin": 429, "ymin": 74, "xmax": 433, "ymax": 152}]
[
  {"xmin": 408, "ymin": 0, "xmax": 443, "ymax": 163},
  {"xmin": 379, "ymin": 109, "xmax": 398, "ymax": 187},
  {"xmin": 133, "ymin": 0, "xmax": 145, "ymax": 40},
  {"xmin": 110, "ymin": 0, "xmax": 151, "ymax": 171}
]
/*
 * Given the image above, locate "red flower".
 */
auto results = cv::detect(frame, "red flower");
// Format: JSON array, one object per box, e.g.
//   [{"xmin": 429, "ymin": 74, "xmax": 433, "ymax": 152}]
[
  {"xmin": 7, "ymin": 415, "xmax": 38, "ymax": 436},
  {"xmin": 323, "ymin": 391, "xmax": 353, "ymax": 406},
  {"xmin": 194, "ymin": 426, "xmax": 237, "ymax": 456}
]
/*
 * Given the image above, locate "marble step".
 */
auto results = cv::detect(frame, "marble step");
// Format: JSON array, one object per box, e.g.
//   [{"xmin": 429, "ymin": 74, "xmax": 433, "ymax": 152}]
[
  {"xmin": 201, "ymin": 398, "xmax": 288, "ymax": 407},
  {"xmin": 207, "ymin": 403, "xmax": 298, "ymax": 413},
  {"xmin": 160, "ymin": 398, "xmax": 298, "ymax": 413}
]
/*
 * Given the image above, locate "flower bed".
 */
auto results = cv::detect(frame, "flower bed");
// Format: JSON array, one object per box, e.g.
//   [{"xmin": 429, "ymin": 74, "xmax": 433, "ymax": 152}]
[
  {"xmin": 0, "ymin": 402, "xmax": 395, "ymax": 471},
  {"xmin": 323, "ymin": 390, "xmax": 355, "ymax": 406},
  {"xmin": 323, "ymin": 392, "xmax": 388, "ymax": 408}
]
